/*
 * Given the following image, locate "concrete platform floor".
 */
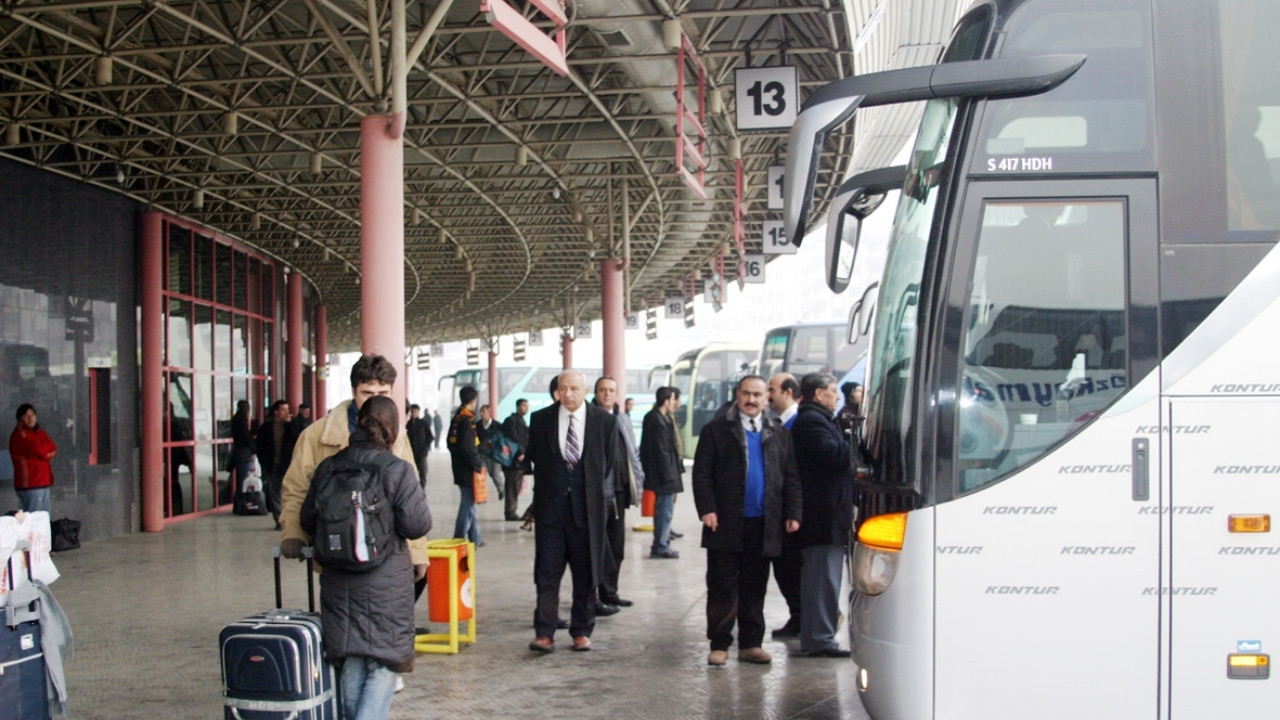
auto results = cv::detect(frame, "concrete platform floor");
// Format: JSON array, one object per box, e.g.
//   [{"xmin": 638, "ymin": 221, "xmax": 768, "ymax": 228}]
[{"xmin": 52, "ymin": 450, "xmax": 870, "ymax": 719}]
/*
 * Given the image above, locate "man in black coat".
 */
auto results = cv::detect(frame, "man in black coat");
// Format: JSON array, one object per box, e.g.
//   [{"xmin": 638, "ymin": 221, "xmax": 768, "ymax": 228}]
[
  {"xmin": 501, "ymin": 399, "xmax": 531, "ymax": 520},
  {"xmin": 791, "ymin": 372, "xmax": 855, "ymax": 658},
  {"xmin": 640, "ymin": 386, "xmax": 683, "ymax": 559},
  {"xmin": 525, "ymin": 370, "xmax": 619, "ymax": 654},
  {"xmin": 405, "ymin": 404, "xmax": 434, "ymax": 488},
  {"xmin": 448, "ymin": 387, "xmax": 485, "ymax": 547},
  {"xmin": 692, "ymin": 375, "xmax": 802, "ymax": 667},
  {"xmin": 255, "ymin": 399, "xmax": 291, "ymax": 529}
]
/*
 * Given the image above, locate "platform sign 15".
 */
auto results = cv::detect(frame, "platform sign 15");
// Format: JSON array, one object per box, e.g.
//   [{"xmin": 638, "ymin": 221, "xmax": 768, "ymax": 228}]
[
  {"xmin": 734, "ymin": 66, "xmax": 798, "ymax": 132},
  {"xmin": 762, "ymin": 220, "xmax": 795, "ymax": 255}
]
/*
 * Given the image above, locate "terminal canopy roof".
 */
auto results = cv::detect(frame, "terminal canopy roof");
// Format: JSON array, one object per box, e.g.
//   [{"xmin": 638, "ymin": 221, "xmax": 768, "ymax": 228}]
[{"xmin": 0, "ymin": 0, "xmax": 866, "ymax": 349}]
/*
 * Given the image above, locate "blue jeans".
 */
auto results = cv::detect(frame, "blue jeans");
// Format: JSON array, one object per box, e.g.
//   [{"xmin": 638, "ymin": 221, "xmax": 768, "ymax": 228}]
[
  {"xmin": 651, "ymin": 493, "xmax": 675, "ymax": 554},
  {"xmin": 16, "ymin": 487, "xmax": 50, "ymax": 514},
  {"xmin": 339, "ymin": 656, "xmax": 397, "ymax": 720},
  {"xmin": 453, "ymin": 483, "xmax": 482, "ymax": 544}
]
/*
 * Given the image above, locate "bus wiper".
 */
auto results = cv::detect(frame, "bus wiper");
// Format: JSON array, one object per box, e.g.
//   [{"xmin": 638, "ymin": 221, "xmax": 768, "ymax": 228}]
[{"xmin": 784, "ymin": 53, "xmax": 1087, "ymax": 244}]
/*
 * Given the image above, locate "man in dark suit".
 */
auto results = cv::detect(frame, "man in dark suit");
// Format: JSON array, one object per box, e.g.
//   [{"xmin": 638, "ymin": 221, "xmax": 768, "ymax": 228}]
[
  {"xmin": 525, "ymin": 370, "xmax": 619, "ymax": 653},
  {"xmin": 692, "ymin": 375, "xmax": 802, "ymax": 667}
]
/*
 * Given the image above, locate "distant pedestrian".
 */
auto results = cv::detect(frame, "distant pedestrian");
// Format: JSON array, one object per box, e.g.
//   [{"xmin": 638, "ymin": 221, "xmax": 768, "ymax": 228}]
[
  {"xmin": 432, "ymin": 411, "xmax": 443, "ymax": 449},
  {"xmin": 9, "ymin": 404, "xmax": 56, "ymax": 513},
  {"xmin": 229, "ymin": 400, "xmax": 256, "ymax": 495},
  {"xmin": 280, "ymin": 402, "xmax": 311, "ymax": 474},
  {"xmin": 836, "ymin": 382, "xmax": 864, "ymax": 437},
  {"xmin": 448, "ymin": 387, "xmax": 485, "ymax": 547},
  {"xmin": 692, "ymin": 375, "xmax": 801, "ymax": 667},
  {"xmin": 593, "ymin": 376, "xmax": 644, "ymax": 612},
  {"xmin": 255, "ymin": 400, "xmax": 292, "ymax": 529},
  {"xmin": 406, "ymin": 404, "xmax": 434, "ymax": 488},
  {"xmin": 792, "ymin": 372, "xmax": 854, "ymax": 658},
  {"xmin": 475, "ymin": 405, "xmax": 505, "ymax": 500},
  {"xmin": 765, "ymin": 373, "xmax": 803, "ymax": 639},
  {"xmin": 501, "ymin": 399, "xmax": 531, "ymax": 521},
  {"xmin": 640, "ymin": 386, "xmax": 683, "ymax": 559}
]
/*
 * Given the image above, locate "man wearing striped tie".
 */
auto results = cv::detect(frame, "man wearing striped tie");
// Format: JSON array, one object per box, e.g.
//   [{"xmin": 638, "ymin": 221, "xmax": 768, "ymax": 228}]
[{"xmin": 524, "ymin": 370, "xmax": 620, "ymax": 654}]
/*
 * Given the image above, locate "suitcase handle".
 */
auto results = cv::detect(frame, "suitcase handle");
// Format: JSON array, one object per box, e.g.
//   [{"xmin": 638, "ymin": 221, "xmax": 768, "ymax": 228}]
[{"xmin": 272, "ymin": 546, "xmax": 315, "ymax": 612}]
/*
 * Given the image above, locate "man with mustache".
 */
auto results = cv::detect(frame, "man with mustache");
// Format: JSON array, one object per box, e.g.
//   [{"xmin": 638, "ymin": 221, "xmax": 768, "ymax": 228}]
[{"xmin": 692, "ymin": 375, "xmax": 802, "ymax": 666}]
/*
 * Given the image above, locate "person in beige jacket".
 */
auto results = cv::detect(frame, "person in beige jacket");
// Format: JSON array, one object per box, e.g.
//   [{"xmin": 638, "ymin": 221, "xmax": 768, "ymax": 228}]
[{"xmin": 279, "ymin": 355, "xmax": 430, "ymax": 574}]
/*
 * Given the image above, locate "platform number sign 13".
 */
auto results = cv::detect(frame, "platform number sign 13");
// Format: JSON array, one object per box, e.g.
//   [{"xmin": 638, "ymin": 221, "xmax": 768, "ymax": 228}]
[
  {"xmin": 762, "ymin": 220, "xmax": 795, "ymax": 255},
  {"xmin": 767, "ymin": 166, "xmax": 784, "ymax": 210},
  {"xmin": 734, "ymin": 66, "xmax": 798, "ymax": 132},
  {"xmin": 664, "ymin": 296, "xmax": 685, "ymax": 319},
  {"xmin": 742, "ymin": 254, "xmax": 766, "ymax": 284}
]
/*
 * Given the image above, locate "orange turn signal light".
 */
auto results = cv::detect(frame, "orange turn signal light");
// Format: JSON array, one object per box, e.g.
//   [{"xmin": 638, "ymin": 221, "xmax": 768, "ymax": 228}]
[
  {"xmin": 1228, "ymin": 514, "xmax": 1271, "ymax": 533},
  {"xmin": 858, "ymin": 512, "xmax": 908, "ymax": 551}
]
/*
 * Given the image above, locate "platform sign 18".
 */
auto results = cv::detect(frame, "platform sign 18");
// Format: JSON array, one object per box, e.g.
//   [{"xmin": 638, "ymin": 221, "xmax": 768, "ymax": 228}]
[
  {"xmin": 664, "ymin": 297, "xmax": 685, "ymax": 319},
  {"xmin": 767, "ymin": 165, "xmax": 784, "ymax": 210},
  {"xmin": 762, "ymin": 220, "xmax": 795, "ymax": 255},
  {"xmin": 742, "ymin": 254, "xmax": 766, "ymax": 284},
  {"xmin": 734, "ymin": 66, "xmax": 798, "ymax": 132}
]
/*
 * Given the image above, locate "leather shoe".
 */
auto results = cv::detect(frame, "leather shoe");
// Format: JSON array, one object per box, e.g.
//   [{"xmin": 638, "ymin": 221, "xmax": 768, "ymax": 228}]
[
  {"xmin": 557, "ymin": 618, "xmax": 570, "ymax": 630},
  {"xmin": 528, "ymin": 637, "xmax": 555, "ymax": 653},
  {"xmin": 669, "ymin": 530, "xmax": 683, "ymax": 539},
  {"xmin": 770, "ymin": 618, "xmax": 801, "ymax": 639},
  {"xmin": 505, "ymin": 515, "xmax": 522, "ymax": 521},
  {"xmin": 806, "ymin": 647, "xmax": 852, "ymax": 658},
  {"xmin": 595, "ymin": 602, "xmax": 620, "ymax": 617},
  {"xmin": 738, "ymin": 647, "xmax": 772, "ymax": 664},
  {"xmin": 707, "ymin": 650, "xmax": 728, "ymax": 666},
  {"xmin": 571, "ymin": 636, "xmax": 592, "ymax": 652},
  {"xmin": 602, "ymin": 596, "xmax": 633, "ymax": 607},
  {"xmin": 650, "ymin": 549, "xmax": 680, "ymax": 559}
]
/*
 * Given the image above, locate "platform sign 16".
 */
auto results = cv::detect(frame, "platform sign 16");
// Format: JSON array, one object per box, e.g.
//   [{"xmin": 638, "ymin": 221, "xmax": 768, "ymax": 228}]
[
  {"xmin": 762, "ymin": 220, "xmax": 795, "ymax": 255},
  {"xmin": 734, "ymin": 66, "xmax": 798, "ymax": 132},
  {"xmin": 742, "ymin": 254, "xmax": 766, "ymax": 284},
  {"xmin": 767, "ymin": 166, "xmax": 784, "ymax": 210},
  {"xmin": 664, "ymin": 297, "xmax": 685, "ymax": 319}
]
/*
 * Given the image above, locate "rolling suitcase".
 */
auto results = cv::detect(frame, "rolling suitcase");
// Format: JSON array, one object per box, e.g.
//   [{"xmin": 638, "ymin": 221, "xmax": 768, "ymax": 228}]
[
  {"xmin": 0, "ymin": 540, "xmax": 50, "ymax": 720},
  {"xmin": 219, "ymin": 548, "xmax": 338, "ymax": 720}
]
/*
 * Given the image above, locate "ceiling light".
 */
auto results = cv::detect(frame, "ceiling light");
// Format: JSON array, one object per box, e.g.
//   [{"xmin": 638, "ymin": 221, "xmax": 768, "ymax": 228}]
[
  {"xmin": 292, "ymin": 238, "xmax": 300, "ymax": 248},
  {"xmin": 115, "ymin": 167, "xmax": 125, "ymax": 185},
  {"xmin": 193, "ymin": 188, "xmax": 205, "ymax": 210},
  {"xmin": 552, "ymin": 186, "xmax": 561, "ymax": 200},
  {"xmin": 95, "ymin": 56, "xmax": 113, "ymax": 86}
]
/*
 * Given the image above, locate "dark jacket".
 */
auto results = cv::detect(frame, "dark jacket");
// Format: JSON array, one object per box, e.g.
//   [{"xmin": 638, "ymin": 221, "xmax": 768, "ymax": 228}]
[
  {"xmin": 502, "ymin": 411, "xmax": 531, "ymax": 472},
  {"xmin": 231, "ymin": 412, "xmax": 255, "ymax": 463},
  {"xmin": 526, "ymin": 403, "xmax": 619, "ymax": 588},
  {"xmin": 254, "ymin": 419, "xmax": 288, "ymax": 476},
  {"xmin": 475, "ymin": 418, "xmax": 501, "ymax": 454},
  {"xmin": 640, "ymin": 408, "xmax": 683, "ymax": 494},
  {"xmin": 280, "ymin": 415, "xmax": 310, "ymax": 472},
  {"xmin": 692, "ymin": 405, "xmax": 802, "ymax": 557},
  {"xmin": 299, "ymin": 432, "xmax": 431, "ymax": 671},
  {"xmin": 406, "ymin": 416, "xmax": 433, "ymax": 457},
  {"xmin": 447, "ymin": 407, "xmax": 484, "ymax": 486},
  {"xmin": 791, "ymin": 401, "xmax": 854, "ymax": 548}
]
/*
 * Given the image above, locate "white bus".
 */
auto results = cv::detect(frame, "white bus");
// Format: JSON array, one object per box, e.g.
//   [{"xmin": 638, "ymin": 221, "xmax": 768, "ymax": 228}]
[{"xmin": 785, "ymin": 0, "xmax": 1280, "ymax": 718}]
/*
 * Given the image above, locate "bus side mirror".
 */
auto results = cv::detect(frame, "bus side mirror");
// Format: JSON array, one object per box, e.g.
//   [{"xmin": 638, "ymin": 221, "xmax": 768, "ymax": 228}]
[
  {"xmin": 846, "ymin": 282, "xmax": 879, "ymax": 344},
  {"xmin": 825, "ymin": 166, "xmax": 905, "ymax": 293}
]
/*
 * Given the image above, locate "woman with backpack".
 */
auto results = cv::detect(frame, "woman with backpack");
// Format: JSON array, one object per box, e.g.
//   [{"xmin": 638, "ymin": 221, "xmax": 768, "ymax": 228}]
[{"xmin": 300, "ymin": 395, "xmax": 431, "ymax": 720}]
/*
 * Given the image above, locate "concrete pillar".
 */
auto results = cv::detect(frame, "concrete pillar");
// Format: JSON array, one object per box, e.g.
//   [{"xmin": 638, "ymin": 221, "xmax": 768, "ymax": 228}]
[
  {"xmin": 488, "ymin": 351, "xmax": 499, "ymax": 417},
  {"xmin": 140, "ymin": 213, "xmax": 165, "ymax": 531},
  {"xmin": 601, "ymin": 260, "xmax": 626, "ymax": 401},
  {"xmin": 314, "ymin": 305, "xmax": 328, "ymax": 415},
  {"xmin": 287, "ymin": 271, "xmax": 304, "ymax": 411},
  {"xmin": 359, "ymin": 114, "xmax": 406, "ymax": 414},
  {"xmin": 561, "ymin": 331, "xmax": 573, "ymax": 370}
]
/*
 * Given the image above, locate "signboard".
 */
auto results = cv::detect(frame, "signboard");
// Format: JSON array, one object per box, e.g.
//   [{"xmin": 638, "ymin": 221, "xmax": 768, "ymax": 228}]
[
  {"xmin": 528, "ymin": 330, "xmax": 543, "ymax": 347},
  {"xmin": 575, "ymin": 322, "xmax": 592, "ymax": 339},
  {"xmin": 742, "ymin": 254, "xmax": 766, "ymax": 284},
  {"xmin": 625, "ymin": 312, "xmax": 640, "ymax": 330},
  {"xmin": 430, "ymin": 343, "xmax": 445, "ymax": 356},
  {"xmin": 762, "ymin": 219, "xmax": 795, "ymax": 255},
  {"xmin": 767, "ymin": 165, "xmax": 784, "ymax": 210},
  {"xmin": 664, "ymin": 296, "xmax": 685, "ymax": 319},
  {"xmin": 734, "ymin": 66, "xmax": 798, "ymax": 131}
]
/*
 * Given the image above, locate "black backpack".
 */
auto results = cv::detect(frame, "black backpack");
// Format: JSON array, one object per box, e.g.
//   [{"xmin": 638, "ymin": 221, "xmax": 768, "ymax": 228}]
[{"xmin": 311, "ymin": 450, "xmax": 398, "ymax": 572}]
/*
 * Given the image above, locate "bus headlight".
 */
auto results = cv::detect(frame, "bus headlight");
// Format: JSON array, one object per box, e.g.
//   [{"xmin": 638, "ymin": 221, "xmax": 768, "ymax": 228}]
[{"xmin": 852, "ymin": 541, "xmax": 899, "ymax": 595}]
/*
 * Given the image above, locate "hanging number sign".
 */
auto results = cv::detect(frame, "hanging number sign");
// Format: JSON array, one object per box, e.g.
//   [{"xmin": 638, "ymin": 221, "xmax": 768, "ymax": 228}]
[{"xmin": 734, "ymin": 66, "xmax": 798, "ymax": 131}]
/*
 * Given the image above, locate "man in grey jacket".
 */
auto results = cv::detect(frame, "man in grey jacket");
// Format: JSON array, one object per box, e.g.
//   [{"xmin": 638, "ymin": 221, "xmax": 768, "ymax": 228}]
[{"xmin": 593, "ymin": 376, "xmax": 644, "ymax": 610}]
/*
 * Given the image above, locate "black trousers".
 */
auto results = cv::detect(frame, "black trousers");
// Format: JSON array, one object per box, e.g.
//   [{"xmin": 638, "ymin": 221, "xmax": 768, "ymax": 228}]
[
  {"xmin": 598, "ymin": 503, "xmax": 626, "ymax": 601},
  {"xmin": 706, "ymin": 517, "xmax": 769, "ymax": 651},
  {"xmin": 534, "ymin": 517, "xmax": 596, "ymax": 640},
  {"xmin": 769, "ymin": 528, "xmax": 803, "ymax": 623},
  {"xmin": 503, "ymin": 466, "xmax": 524, "ymax": 518},
  {"xmin": 263, "ymin": 470, "xmax": 282, "ymax": 521},
  {"xmin": 414, "ymin": 452, "xmax": 428, "ymax": 489}
]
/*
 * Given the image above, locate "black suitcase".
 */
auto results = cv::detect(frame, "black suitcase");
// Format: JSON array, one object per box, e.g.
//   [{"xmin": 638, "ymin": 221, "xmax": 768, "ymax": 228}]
[
  {"xmin": 219, "ymin": 548, "xmax": 338, "ymax": 720},
  {"xmin": 0, "ymin": 542, "xmax": 50, "ymax": 720},
  {"xmin": 232, "ymin": 490, "xmax": 269, "ymax": 516}
]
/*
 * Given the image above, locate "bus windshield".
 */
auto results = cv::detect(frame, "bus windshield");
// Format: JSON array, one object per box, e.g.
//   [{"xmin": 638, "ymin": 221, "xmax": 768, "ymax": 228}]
[{"xmin": 864, "ymin": 96, "xmax": 959, "ymax": 485}]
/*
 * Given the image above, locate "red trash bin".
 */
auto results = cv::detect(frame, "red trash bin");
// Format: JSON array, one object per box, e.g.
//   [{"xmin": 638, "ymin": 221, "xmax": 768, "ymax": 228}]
[{"xmin": 427, "ymin": 540, "xmax": 473, "ymax": 622}]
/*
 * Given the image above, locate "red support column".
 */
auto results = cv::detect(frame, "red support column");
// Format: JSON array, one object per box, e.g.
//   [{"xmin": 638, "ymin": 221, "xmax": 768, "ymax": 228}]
[
  {"xmin": 140, "ymin": 212, "xmax": 165, "ymax": 532},
  {"xmin": 287, "ymin": 271, "xmax": 304, "ymax": 411},
  {"xmin": 561, "ymin": 331, "xmax": 573, "ymax": 370},
  {"xmin": 360, "ymin": 114, "xmax": 406, "ymax": 415},
  {"xmin": 488, "ymin": 351, "xmax": 499, "ymax": 416},
  {"xmin": 314, "ymin": 305, "xmax": 328, "ymax": 414},
  {"xmin": 601, "ymin": 259, "xmax": 626, "ymax": 400}
]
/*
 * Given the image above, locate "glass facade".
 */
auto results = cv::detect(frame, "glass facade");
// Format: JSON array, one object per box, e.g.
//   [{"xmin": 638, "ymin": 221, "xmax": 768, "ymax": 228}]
[{"xmin": 160, "ymin": 218, "xmax": 280, "ymax": 518}]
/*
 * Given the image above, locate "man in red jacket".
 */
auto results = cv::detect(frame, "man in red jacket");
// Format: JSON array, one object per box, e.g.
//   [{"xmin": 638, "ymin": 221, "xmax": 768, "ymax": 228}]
[{"xmin": 10, "ymin": 403, "xmax": 56, "ymax": 513}]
